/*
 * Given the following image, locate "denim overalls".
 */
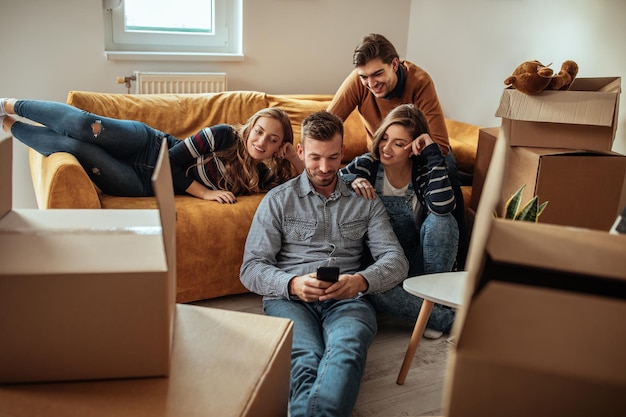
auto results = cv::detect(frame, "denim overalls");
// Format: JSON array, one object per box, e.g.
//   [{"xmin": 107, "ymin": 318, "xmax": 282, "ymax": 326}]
[
  {"xmin": 373, "ymin": 165, "xmax": 424, "ymax": 277},
  {"xmin": 366, "ymin": 164, "xmax": 457, "ymax": 331}
]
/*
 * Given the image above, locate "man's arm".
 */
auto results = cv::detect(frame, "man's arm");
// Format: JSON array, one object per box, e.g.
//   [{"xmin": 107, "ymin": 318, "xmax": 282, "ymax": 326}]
[
  {"xmin": 327, "ymin": 69, "xmax": 367, "ymax": 121},
  {"xmin": 407, "ymin": 65, "xmax": 450, "ymax": 154},
  {"xmin": 239, "ymin": 194, "xmax": 295, "ymax": 299}
]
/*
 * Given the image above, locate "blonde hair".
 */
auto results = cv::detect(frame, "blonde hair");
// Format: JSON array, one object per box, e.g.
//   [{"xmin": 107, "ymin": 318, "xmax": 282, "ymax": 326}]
[
  {"xmin": 212, "ymin": 107, "xmax": 295, "ymax": 195},
  {"xmin": 371, "ymin": 104, "xmax": 430, "ymax": 160}
]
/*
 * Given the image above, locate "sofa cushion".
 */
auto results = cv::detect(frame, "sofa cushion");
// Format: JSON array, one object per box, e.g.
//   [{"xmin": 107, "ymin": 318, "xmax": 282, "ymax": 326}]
[
  {"xmin": 266, "ymin": 95, "xmax": 328, "ymax": 146},
  {"xmin": 445, "ymin": 118, "xmax": 480, "ymax": 174},
  {"xmin": 67, "ymin": 90, "xmax": 269, "ymax": 140}
]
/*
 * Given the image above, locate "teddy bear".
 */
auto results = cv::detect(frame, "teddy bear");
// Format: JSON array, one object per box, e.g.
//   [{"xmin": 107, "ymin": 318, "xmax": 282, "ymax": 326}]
[
  {"xmin": 547, "ymin": 60, "xmax": 579, "ymax": 90},
  {"xmin": 504, "ymin": 60, "xmax": 578, "ymax": 95}
]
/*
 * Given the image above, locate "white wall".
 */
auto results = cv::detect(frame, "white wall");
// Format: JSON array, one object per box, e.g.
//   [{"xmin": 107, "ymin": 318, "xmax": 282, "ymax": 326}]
[
  {"xmin": 2, "ymin": 0, "xmax": 624, "ymax": 208},
  {"xmin": 0, "ymin": 0, "xmax": 410, "ymax": 208},
  {"xmin": 407, "ymin": 0, "xmax": 626, "ymax": 155}
]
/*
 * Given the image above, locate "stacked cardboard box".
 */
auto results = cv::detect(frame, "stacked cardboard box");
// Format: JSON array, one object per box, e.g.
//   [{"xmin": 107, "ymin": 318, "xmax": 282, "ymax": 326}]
[{"xmin": 469, "ymin": 77, "xmax": 626, "ymax": 232}]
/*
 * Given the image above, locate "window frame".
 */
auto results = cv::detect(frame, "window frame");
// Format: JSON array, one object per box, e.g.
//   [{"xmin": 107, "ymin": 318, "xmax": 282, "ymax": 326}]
[{"xmin": 103, "ymin": 0, "xmax": 243, "ymax": 62}]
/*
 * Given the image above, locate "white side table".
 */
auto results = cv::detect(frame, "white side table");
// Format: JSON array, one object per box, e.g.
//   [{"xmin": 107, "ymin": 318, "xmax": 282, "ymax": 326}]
[{"xmin": 396, "ymin": 271, "xmax": 468, "ymax": 385}]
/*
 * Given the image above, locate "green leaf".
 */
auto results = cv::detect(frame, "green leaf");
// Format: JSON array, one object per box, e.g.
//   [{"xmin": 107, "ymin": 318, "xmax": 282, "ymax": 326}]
[
  {"xmin": 504, "ymin": 185, "xmax": 525, "ymax": 219},
  {"xmin": 537, "ymin": 201, "xmax": 549, "ymax": 218},
  {"xmin": 516, "ymin": 196, "xmax": 539, "ymax": 222}
]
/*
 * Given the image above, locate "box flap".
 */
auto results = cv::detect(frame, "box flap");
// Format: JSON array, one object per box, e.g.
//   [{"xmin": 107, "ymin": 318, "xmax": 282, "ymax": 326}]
[
  {"xmin": 0, "ymin": 212, "xmax": 167, "ymax": 274},
  {"xmin": 150, "ymin": 138, "xmax": 177, "ymax": 342},
  {"xmin": 517, "ymin": 146, "xmax": 616, "ymax": 158},
  {"xmin": 571, "ymin": 76, "xmax": 621, "ymax": 93},
  {"xmin": 483, "ymin": 219, "xmax": 626, "ymax": 290},
  {"xmin": 151, "ymin": 138, "xmax": 176, "ymax": 278},
  {"xmin": 495, "ymin": 88, "xmax": 618, "ymax": 127},
  {"xmin": 0, "ymin": 137, "xmax": 11, "ymax": 219},
  {"xmin": 453, "ymin": 124, "xmax": 510, "ymax": 336}
]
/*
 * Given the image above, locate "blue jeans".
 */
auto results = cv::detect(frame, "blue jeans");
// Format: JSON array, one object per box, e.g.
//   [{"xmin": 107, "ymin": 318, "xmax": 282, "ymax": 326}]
[
  {"xmin": 367, "ymin": 212, "xmax": 459, "ymax": 332},
  {"xmin": 419, "ymin": 212, "xmax": 459, "ymax": 276},
  {"xmin": 264, "ymin": 298, "xmax": 377, "ymax": 417},
  {"xmin": 11, "ymin": 100, "xmax": 175, "ymax": 196}
]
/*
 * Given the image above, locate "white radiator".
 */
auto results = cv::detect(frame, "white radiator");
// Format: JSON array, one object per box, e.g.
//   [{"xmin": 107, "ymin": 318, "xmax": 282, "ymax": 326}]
[{"xmin": 131, "ymin": 71, "xmax": 227, "ymax": 94}]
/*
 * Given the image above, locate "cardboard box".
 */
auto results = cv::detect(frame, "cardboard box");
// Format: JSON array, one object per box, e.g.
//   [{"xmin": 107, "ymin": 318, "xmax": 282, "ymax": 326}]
[
  {"xmin": 469, "ymin": 127, "xmax": 499, "ymax": 211},
  {"xmin": 504, "ymin": 145, "xmax": 626, "ymax": 231},
  {"xmin": 495, "ymin": 77, "xmax": 621, "ymax": 151},
  {"xmin": 469, "ymin": 127, "xmax": 626, "ymax": 231},
  {"xmin": 0, "ymin": 136, "xmax": 177, "ymax": 383},
  {"xmin": 444, "ymin": 128, "xmax": 626, "ymax": 417},
  {"xmin": 0, "ymin": 304, "xmax": 293, "ymax": 417}
]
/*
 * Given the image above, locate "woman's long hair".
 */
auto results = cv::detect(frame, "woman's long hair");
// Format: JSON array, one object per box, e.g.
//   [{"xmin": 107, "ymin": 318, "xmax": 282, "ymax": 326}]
[
  {"xmin": 371, "ymin": 104, "xmax": 430, "ymax": 160},
  {"xmin": 212, "ymin": 108, "xmax": 295, "ymax": 195}
]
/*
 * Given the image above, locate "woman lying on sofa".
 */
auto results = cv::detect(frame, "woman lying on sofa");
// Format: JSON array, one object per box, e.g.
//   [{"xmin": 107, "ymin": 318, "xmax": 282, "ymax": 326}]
[{"xmin": 1, "ymin": 98, "xmax": 302, "ymax": 204}]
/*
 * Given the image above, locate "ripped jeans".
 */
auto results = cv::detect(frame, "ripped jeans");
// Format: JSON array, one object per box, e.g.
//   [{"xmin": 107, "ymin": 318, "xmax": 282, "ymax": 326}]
[{"xmin": 11, "ymin": 100, "xmax": 175, "ymax": 196}]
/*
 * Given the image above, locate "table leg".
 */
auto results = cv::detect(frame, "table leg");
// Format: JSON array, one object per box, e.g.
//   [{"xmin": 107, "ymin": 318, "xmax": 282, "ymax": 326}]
[{"xmin": 396, "ymin": 299, "xmax": 434, "ymax": 385}]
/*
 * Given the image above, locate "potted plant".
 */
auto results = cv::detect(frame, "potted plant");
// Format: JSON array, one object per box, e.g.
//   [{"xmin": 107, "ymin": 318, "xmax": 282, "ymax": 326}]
[{"xmin": 499, "ymin": 185, "xmax": 549, "ymax": 222}]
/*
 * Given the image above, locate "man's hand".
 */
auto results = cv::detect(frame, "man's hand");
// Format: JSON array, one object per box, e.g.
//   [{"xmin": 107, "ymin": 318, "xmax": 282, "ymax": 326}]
[
  {"xmin": 320, "ymin": 273, "xmax": 368, "ymax": 301},
  {"xmin": 289, "ymin": 274, "xmax": 333, "ymax": 302},
  {"xmin": 289, "ymin": 273, "xmax": 368, "ymax": 302}
]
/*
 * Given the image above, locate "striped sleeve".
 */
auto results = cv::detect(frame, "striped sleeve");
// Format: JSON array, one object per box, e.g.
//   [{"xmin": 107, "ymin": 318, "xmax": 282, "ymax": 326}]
[
  {"xmin": 416, "ymin": 144, "xmax": 456, "ymax": 215},
  {"xmin": 167, "ymin": 124, "xmax": 237, "ymax": 193},
  {"xmin": 339, "ymin": 153, "xmax": 377, "ymax": 185}
]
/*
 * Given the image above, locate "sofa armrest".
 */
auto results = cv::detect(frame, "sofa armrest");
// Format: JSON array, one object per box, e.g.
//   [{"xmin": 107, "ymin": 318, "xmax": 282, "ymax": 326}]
[{"xmin": 28, "ymin": 148, "xmax": 101, "ymax": 209}]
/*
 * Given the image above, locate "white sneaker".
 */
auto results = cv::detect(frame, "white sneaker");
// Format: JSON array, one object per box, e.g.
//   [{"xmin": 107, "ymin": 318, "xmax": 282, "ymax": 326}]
[{"xmin": 423, "ymin": 328, "xmax": 443, "ymax": 339}]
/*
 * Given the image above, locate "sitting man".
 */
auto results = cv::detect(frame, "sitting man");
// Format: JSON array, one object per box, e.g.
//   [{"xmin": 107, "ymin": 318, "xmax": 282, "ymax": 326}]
[
  {"xmin": 327, "ymin": 33, "xmax": 468, "ymax": 269},
  {"xmin": 240, "ymin": 110, "xmax": 408, "ymax": 417}
]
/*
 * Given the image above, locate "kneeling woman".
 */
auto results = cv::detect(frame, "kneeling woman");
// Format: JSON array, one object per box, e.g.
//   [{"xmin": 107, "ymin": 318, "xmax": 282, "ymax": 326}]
[
  {"xmin": 1, "ymin": 98, "xmax": 302, "ymax": 204},
  {"xmin": 340, "ymin": 104, "xmax": 458, "ymax": 337}
]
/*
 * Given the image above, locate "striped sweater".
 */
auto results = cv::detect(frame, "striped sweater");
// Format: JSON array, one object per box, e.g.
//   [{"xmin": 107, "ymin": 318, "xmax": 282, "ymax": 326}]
[{"xmin": 339, "ymin": 143, "xmax": 456, "ymax": 217}]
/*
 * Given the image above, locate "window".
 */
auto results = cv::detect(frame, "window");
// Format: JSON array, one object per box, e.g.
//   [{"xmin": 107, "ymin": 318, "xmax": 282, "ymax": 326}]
[{"xmin": 103, "ymin": 0, "xmax": 242, "ymax": 61}]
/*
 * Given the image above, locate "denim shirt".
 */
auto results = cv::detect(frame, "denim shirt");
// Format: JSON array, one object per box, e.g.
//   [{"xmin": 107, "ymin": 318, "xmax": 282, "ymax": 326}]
[{"xmin": 240, "ymin": 173, "xmax": 408, "ymax": 300}]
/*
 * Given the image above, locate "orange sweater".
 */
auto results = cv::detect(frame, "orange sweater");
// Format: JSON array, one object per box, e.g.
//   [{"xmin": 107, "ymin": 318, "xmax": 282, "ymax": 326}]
[{"xmin": 327, "ymin": 61, "xmax": 450, "ymax": 155}]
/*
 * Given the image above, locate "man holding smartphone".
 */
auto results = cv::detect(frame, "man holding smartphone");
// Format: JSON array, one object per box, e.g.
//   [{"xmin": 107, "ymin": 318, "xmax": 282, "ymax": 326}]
[{"xmin": 240, "ymin": 111, "xmax": 408, "ymax": 417}]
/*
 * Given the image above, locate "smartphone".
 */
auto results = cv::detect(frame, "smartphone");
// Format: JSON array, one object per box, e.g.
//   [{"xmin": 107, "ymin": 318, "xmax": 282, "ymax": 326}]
[{"xmin": 317, "ymin": 266, "xmax": 340, "ymax": 283}]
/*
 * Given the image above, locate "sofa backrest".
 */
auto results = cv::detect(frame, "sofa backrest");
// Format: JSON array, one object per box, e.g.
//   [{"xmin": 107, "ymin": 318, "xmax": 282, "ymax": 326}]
[
  {"xmin": 66, "ymin": 90, "xmax": 370, "ymax": 165},
  {"xmin": 266, "ymin": 94, "xmax": 369, "ymax": 163},
  {"xmin": 66, "ymin": 90, "xmax": 269, "ymax": 141}
]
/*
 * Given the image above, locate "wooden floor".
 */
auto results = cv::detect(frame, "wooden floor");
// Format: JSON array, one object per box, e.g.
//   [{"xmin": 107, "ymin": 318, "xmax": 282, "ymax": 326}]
[{"xmin": 190, "ymin": 293, "xmax": 452, "ymax": 417}]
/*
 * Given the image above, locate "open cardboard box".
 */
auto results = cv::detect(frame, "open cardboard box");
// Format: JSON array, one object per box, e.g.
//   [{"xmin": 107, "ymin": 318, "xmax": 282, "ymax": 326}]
[
  {"xmin": 505, "ymin": 145, "xmax": 626, "ymax": 231},
  {"xmin": 0, "ymin": 136, "xmax": 177, "ymax": 383},
  {"xmin": 469, "ymin": 127, "xmax": 626, "ymax": 231},
  {"xmin": 443, "ymin": 127, "xmax": 626, "ymax": 417},
  {"xmin": 495, "ymin": 77, "xmax": 621, "ymax": 152}
]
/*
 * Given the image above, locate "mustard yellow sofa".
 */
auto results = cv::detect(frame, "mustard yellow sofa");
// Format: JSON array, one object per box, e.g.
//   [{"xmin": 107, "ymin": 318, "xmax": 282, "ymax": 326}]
[{"xmin": 28, "ymin": 90, "xmax": 480, "ymax": 303}]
